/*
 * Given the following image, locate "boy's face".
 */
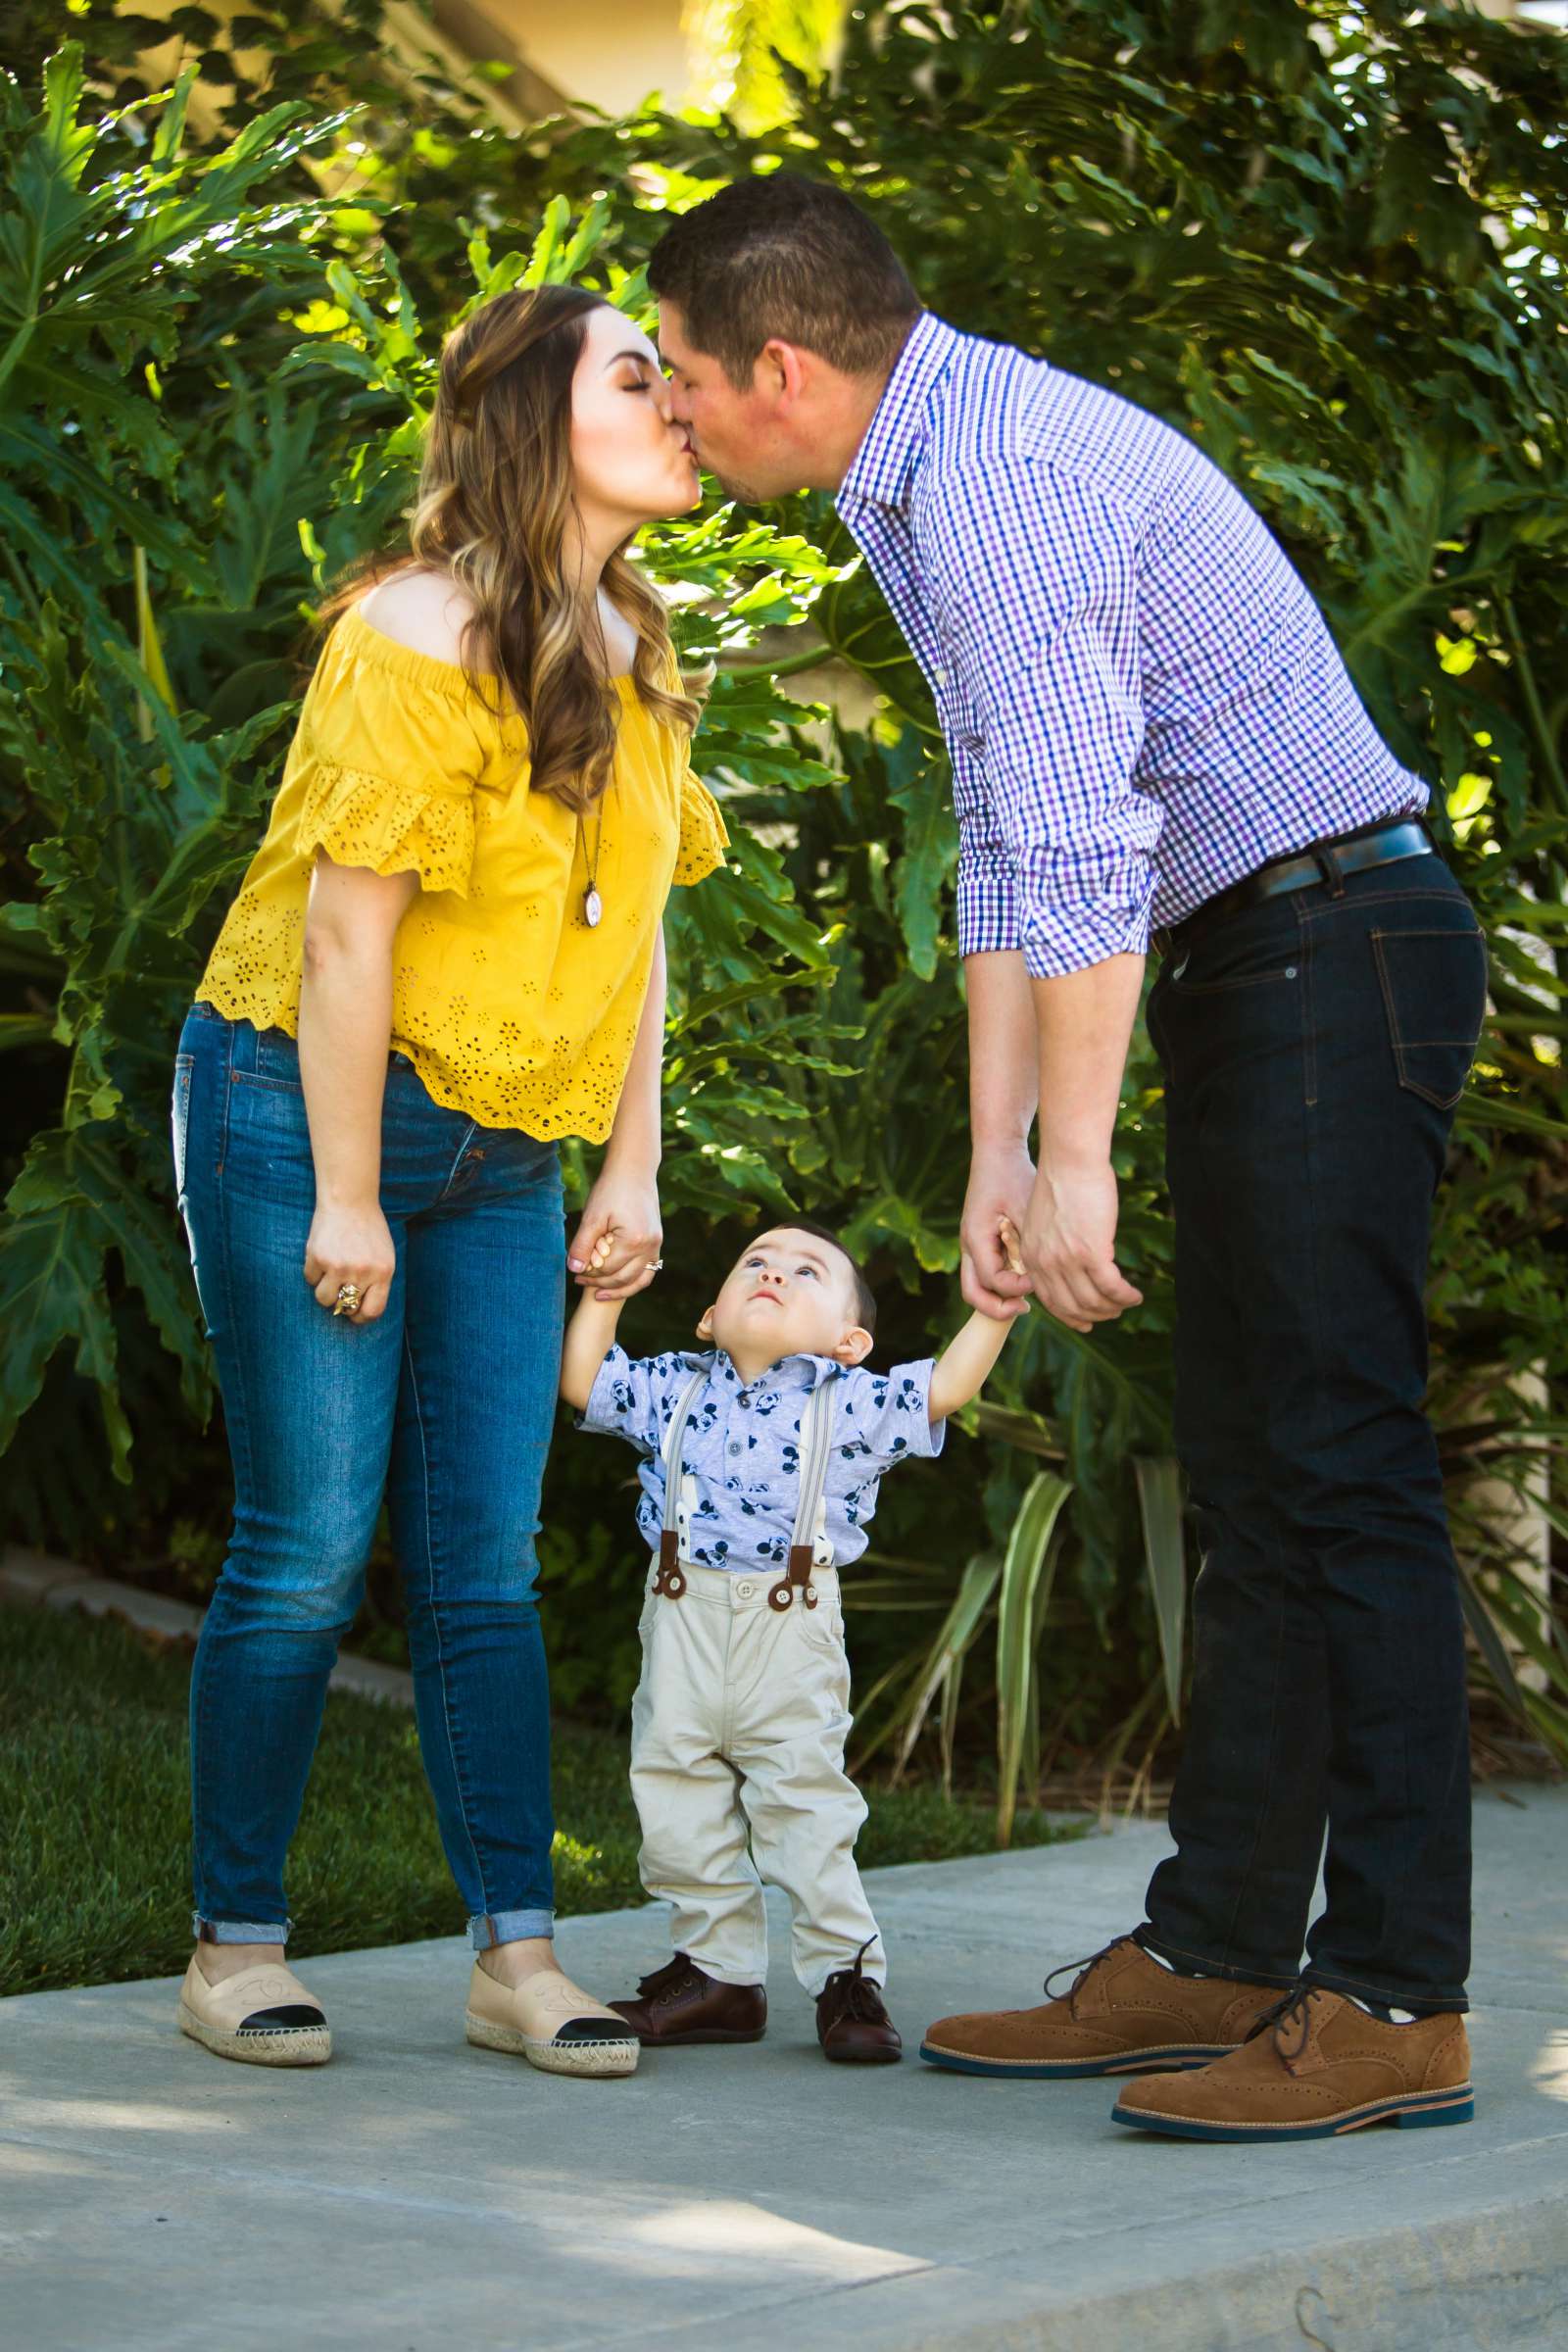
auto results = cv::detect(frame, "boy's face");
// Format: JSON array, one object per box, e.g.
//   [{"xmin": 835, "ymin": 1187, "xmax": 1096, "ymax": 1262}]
[{"xmin": 698, "ymin": 1228, "xmax": 873, "ymax": 1372}]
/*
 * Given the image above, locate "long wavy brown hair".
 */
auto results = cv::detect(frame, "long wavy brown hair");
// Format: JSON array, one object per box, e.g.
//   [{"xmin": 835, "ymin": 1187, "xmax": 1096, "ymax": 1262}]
[{"xmin": 333, "ymin": 284, "xmax": 696, "ymax": 811}]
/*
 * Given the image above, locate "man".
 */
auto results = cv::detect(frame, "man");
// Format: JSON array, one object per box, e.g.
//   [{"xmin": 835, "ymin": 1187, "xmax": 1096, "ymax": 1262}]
[{"xmin": 649, "ymin": 174, "xmax": 1486, "ymax": 2145}]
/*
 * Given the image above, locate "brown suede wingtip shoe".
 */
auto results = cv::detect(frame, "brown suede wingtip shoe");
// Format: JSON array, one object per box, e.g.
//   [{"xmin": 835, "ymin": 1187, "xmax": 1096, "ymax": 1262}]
[
  {"xmin": 1112, "ymin": 1987, "xmax": 1474, "ymax": 2141},
  {"xmin": 920, "ymin": 1936, "xmax": 1284, "ymax": 2079},
  {"xmin": 608, "ymin": 1953, "xmax": 767, "ymax": 2046}
]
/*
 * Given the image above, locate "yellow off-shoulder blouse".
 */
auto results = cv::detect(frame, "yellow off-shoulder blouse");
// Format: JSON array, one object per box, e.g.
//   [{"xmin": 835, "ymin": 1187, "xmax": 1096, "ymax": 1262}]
[{"xmin": 198, "ymin": 606, "xmax": 729, "ymax": 1141}]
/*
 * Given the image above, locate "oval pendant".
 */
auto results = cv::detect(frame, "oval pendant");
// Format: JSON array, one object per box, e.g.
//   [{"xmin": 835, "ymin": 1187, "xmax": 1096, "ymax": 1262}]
[{"xmin": 583, "ymin": 886, "xmax": 604, "ymax": 929}]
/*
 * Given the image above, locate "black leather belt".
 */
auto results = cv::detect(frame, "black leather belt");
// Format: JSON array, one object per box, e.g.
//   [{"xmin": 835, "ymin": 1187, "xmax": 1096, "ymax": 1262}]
[{"xmin": 1152, "ymin": 817, "xmax": 1433, "ymax": 957}]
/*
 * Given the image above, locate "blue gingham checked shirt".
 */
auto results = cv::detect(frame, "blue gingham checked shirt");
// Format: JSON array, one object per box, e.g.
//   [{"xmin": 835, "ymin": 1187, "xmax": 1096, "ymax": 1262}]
[
  {"xmin": 580, "ymin": 1345, "xmax": 944, "ymax": 1572},
  {"xmin": 836, "ymin": 313, "xmax": 1429, "ymax": 977}
]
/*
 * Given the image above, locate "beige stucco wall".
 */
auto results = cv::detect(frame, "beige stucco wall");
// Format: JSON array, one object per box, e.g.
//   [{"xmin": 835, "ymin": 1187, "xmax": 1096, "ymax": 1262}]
[{"xmin": 451, "ymin": 0, "xmax": 696, "ymax": 115}]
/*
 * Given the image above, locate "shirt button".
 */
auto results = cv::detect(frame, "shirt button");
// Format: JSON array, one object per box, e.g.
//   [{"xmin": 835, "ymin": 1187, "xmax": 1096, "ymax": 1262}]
[
  {"xmin": 739, "ymin": 1396, "xmax": 752, "ymax": 1410},
  {"xmin": 933, "ymin": 665, "xmax": 948, "ymax": 685},
  {"xmin": 727, "ymin": 1441, "xmax": 741, "ymax": 1456},
  {"xmin": 735, "ymin": 1581, "xmax": 755, "ymax": 1599}
]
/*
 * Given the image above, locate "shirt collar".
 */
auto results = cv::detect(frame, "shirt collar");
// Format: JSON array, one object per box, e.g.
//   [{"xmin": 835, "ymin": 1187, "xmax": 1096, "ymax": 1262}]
[
  {"xmin": 837, "ymin": 311, "xmax": 960, "ymax": 517},
  {"xmin": 702, "ymin": 1348, "xmax": 843, "ymax": 1396}
]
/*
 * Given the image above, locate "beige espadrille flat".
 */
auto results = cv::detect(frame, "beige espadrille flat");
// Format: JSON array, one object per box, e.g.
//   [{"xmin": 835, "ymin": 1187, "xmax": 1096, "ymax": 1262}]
[
  {"xmin": 465, "ymin": 1960, "xmax": 639, "ymax": 2079},
  {"xmin": 177, "ymin": 1953, "xmax": 331, "ymax": 2067}
]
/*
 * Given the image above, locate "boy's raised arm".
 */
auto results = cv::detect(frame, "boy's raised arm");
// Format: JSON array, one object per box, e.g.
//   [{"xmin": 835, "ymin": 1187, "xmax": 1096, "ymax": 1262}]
[
  {"xmin": 928, "ymin": 1308, "xmax": 1019, "ymax": 1422},
  {"xmin": 928, "ymin": 1215, "xmax": 1029, "ymax": 1422},
  {"xmin": 560, "ymin": 1287, "xmax": 626, "ymax": 1412}
]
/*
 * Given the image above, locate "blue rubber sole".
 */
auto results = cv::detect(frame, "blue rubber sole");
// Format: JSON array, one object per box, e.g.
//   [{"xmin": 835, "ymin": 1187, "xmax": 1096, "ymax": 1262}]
[
  {"xmin": 919, "ymin": 2043, "xmax": 1227, "ymax": 2080},
  {"xmin": 1111, "ymin": 2087, "xmax": 1475, "ymax": 2140}
]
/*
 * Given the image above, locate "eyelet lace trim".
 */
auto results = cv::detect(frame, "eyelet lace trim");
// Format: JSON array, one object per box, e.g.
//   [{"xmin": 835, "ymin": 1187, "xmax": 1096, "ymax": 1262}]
[
  {"xmin": 299, "ymin": 760, "xmax": 476, "ymax": 899},
  {"xmin": 673, "ymin": 775, "xmax": 728, "ymax": 886}
]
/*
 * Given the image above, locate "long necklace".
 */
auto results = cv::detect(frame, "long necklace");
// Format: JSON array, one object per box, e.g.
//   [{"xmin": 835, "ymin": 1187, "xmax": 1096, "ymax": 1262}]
[
  {"xmin": 580, "ymin": 790, "xmax": 608, "ymax": 928},
  {"xmin": 581, "ymin": 612, "xmax": 620, "ymax": 928}
]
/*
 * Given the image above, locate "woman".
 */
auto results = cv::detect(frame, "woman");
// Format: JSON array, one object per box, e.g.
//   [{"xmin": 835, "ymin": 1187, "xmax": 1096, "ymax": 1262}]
[{"xmin": 170, "ymin": 285, "xmax": 726, "ymax": 2078}]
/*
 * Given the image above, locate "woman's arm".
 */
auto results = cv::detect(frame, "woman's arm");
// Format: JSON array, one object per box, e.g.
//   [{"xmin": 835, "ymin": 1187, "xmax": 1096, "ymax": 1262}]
[
  {"xmin": 567, "ymin": 923, "xmax": 666, "ymax": 1302},
  {"xmin": 297, "ymin": 855, "xmax": 419, "ymax": 1323}
]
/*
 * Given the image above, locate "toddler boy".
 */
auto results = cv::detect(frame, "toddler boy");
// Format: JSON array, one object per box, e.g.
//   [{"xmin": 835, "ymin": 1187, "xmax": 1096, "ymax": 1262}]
[{"xmin": 560, "ymin": 1219, "xmax": 1022, "ymax": 2063}]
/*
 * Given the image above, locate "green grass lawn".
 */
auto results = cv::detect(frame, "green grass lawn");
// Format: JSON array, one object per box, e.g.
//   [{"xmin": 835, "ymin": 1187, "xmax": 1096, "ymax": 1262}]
[{"xmin": 2, "ymin": 1602, "xmax": 1082, "ymax": 1996}]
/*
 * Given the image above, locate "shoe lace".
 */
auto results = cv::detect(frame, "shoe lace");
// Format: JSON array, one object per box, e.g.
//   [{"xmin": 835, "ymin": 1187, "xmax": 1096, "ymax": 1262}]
[
  {"xmin": 637, "ymin": 1954, "xmax": 703, "ymax": 2009},
  {"xmin": 1248, "ymin": 1984, "xmax": 1315, "ymax": 2060},
  {"xmin": 823, "ymin": 1938, "xmax": 887, "ymax": 2024},
  {"xmin": 1041, "ymin": 1935, "xmax": 1136, "ymax": 2014}
]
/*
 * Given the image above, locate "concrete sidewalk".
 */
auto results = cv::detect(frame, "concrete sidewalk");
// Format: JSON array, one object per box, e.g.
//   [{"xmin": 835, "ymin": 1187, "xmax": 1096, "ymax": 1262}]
[{"xmin": 3, "ymin": 1789, "xmax": 1565, "ymax": 2352}]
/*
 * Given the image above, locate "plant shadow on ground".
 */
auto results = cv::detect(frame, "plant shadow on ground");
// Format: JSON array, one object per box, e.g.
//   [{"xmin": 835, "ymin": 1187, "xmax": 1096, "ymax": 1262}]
[{"xmin": 2, "ymin": 1603, "xmax": 1084, "ymax": 1998}]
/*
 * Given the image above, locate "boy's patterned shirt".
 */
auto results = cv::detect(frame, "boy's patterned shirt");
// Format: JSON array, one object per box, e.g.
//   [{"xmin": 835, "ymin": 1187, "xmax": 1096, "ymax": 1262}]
[{"xmin": 580, "ymin": 1345, "xmax": 946, "ymax": 1572}]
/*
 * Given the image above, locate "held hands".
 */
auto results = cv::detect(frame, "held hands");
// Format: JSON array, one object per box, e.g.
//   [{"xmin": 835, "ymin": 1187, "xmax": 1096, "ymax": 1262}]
[
  {"xmin": 1020, "ymin": 1159, "xmax": 1143, "ymax": 1333},
  {"xmin": 304, "ymin": 1200, "xmax": 397, "ymax": 1323},
  {"xmin": 962, "ymin": 1143, "xmax": 1142, "ymax": 1333},
  {"xmin": 567, "ymin": 1157, "xmax": 662, "ymax": 1301},
  {"xmin": 960, "ymin": 1145, "xmax": 1036, "ymax": 1320}
]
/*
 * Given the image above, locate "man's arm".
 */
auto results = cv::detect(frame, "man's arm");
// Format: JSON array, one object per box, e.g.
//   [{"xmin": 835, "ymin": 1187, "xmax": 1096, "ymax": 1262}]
[
  {"xmin": 960, "ymin": 949, "xmax": 1037, "ymax": 1321},
  {"xmin": 928, "ymin": 464, "xmax": 1156, "ymax": 1333},
  {"xmin": 1027, "ymin": 956, "xmax": 1146, "ymax": 1333}
]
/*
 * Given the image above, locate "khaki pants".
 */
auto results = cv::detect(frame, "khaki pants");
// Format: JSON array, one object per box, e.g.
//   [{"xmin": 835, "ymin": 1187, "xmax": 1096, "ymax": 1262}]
[{"xmin": 628, "ymin": 1560, "xmax": 884, "ymax": 1995}]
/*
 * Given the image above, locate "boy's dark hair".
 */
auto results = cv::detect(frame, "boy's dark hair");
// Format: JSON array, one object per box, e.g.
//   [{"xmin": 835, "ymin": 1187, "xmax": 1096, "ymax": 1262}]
[
  {"xmin": 750, "ymin": 1218, "xmax": 877, "ymax": 1338},
  {"xmin": 648, "ymin": 172, "xmax": 921, "ymax": 392}
]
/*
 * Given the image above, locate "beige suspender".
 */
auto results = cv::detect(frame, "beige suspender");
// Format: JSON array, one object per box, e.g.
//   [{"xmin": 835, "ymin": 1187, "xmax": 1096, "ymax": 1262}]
[{"xmin": 655, "ymin": 1369, "xmax": 838, "ymax": 1609}]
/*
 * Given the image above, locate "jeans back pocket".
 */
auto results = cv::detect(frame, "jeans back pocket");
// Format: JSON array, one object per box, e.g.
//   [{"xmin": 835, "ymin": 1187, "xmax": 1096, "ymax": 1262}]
[{"xmin": 1371, "ymin": 923, "xmax": 1488, "ymax": 1109}]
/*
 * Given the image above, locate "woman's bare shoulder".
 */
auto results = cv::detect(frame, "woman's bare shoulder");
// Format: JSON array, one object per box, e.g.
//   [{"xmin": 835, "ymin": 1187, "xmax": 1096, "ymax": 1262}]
[{"xmin": 356, "ymin": 569, "xmax": 483, "ymax": 667}]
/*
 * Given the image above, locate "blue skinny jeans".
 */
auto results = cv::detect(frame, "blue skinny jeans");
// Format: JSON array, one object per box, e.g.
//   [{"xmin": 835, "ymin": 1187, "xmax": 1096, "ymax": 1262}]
[{"xmin": 172, "ymin": 1003, "xmax": 564, "ymax": 1949}]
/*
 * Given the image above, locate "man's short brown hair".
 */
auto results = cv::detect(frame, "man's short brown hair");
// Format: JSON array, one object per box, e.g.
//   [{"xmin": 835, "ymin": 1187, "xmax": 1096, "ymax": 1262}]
[{"xmin": 648, "ymin": 172, "xmax": 920, "ymax": 391}]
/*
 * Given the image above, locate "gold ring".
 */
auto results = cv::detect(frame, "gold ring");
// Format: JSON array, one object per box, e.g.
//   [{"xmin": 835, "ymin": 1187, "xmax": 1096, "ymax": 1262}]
[{"xmin": 332, "ymin": 1283, "xmax": 363, "ymax": 1317}]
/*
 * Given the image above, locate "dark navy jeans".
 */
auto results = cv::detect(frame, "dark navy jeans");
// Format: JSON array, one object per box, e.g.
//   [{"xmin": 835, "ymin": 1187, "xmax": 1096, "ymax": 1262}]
[
  {"xmin": 1139, "ymin": 854, "xmax": 1487, "ymax": 2014},
  {"xmin": 172, "ymin": 1004, "xmax": 564, "ymax": 1949}
]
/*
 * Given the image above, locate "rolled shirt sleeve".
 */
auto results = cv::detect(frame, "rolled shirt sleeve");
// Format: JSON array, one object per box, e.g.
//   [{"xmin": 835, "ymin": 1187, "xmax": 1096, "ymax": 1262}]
[
  {"xmin": 927, "ymin": 463, "xmax": 1161, "ymax": 978},
  {"xmin": 951, "ymin": 736, "xmax": 1021, "ymax": 956}
]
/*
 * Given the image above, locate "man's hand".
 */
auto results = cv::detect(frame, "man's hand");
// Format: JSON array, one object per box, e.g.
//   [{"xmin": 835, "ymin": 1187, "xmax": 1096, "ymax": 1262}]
[
  {"xmin": 960, "ymin": 1145, "xmax": 1037, "ymax": 1321},
  {"xmin": 1021, "ymin": 1158, "xmax": 1143, "ymax": 1333}
]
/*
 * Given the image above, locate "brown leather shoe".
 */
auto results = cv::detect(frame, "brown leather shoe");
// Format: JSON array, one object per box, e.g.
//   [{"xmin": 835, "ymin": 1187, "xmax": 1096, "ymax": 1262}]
[
  {"xmin": 1112, "ymin": 1986, "xmax": 1474, "ymax": 2140},
  {"xmin": 920, "ymin": 1936, "xmax": 1283, "ymax": 2078},
  {"xmin": 816, "ymin": 1949, "xmax": 902, "ymax": 2065},
  {"xmin": 608, "ymin": 1954, "xmax": 767, "ymax": 2046}
]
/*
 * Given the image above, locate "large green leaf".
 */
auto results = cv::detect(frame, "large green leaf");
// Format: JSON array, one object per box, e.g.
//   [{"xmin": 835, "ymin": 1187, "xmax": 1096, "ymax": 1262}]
[
  {"xmin": 1134, "ymin": 1455, "xmax": 1187, "ymax": 1725},
  {"xmin": 995, "ymin": 1472, "xmax": 1074, "ymax": 1847},
  {"xmin": 888, "ymin": 1550, "xmax": 1003, "ymax": 1787}
]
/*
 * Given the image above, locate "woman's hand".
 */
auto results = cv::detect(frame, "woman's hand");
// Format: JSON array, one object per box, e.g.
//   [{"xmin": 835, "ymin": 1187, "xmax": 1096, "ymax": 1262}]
[
  {"xmin": 304, "ymin": 1200, "xmax": 397, "ymax": 1323},
  {"xmin": 567, "ymin": 1158, "xmax": 662, "ymax": 1301}
]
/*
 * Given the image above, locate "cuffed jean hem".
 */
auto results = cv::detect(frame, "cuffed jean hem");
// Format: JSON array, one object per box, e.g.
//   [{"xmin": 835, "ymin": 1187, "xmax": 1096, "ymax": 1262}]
[
  {"xmin": 193, "ymin": 1911, "xmax": 291, "ymax": 1945},
  {"xmin": 468, "ymin": 1908, "xmax": 555, "ymax": 1951},
  {"xmin": 1301, "ymin": 1963, "xmax": 1470, "ymax": 2018},
  {"xmin": 1134, "ymin": 1924, "xmax": 1298, "ymax": 1990}
]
